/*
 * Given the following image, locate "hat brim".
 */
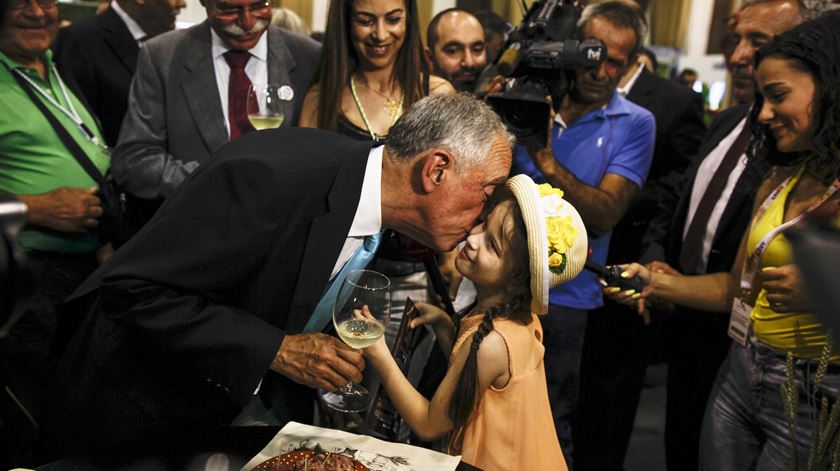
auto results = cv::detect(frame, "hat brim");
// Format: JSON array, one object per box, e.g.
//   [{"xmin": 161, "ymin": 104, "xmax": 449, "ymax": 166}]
[{"xmin": 506, "ymin": 174, "xmax": 588, "ymax": 315}]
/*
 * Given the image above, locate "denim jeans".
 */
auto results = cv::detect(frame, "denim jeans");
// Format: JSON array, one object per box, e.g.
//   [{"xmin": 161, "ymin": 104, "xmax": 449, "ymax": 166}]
[
  {"xmin": 543, "ymin": 305, "xmax": 588, "ymax": 469},
  {"xmin": 700, "ymin": 339, "xmax": 840, "ymax": 471}
]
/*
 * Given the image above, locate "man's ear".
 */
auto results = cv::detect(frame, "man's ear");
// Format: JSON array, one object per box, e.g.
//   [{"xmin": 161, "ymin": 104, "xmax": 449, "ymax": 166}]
[
  {"xmin": 420, "ymin": 148, "xmax": 454, "ymax": 193},
  {"xmin": 424, "ymin": 47, "xmax": 434, "ymax": 69}
]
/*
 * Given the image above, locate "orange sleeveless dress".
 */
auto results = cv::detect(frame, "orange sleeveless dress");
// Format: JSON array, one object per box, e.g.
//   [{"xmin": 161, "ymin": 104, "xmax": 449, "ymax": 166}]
[{"xmin": 450, "ymin": 314, "xmax": 568, "ymax": 471}]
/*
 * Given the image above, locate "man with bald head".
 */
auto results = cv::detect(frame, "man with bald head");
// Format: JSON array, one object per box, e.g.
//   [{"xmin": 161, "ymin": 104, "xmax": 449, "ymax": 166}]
[{"xmin": 425, "ymin": 8, "xmax": 486, "ymax": 94}]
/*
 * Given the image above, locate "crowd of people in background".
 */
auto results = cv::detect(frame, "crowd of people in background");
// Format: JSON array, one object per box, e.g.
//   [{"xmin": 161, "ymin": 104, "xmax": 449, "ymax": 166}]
[{"xmin": 1, "ymin": 0, "xmax": 840, "ymax": 470}]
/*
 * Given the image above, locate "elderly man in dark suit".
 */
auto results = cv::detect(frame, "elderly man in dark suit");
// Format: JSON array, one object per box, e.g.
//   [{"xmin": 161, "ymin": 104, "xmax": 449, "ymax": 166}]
[
  {"xmin": 44, "ymin": 94, "xmax": 514, "ymax": 460},
  {"xmin": 52, "ymin": 0, "xmax": 185, "ymax": 147},
  {"xmin": 111, "ymin": 0, "xmax": 320, "ymax": 203}
]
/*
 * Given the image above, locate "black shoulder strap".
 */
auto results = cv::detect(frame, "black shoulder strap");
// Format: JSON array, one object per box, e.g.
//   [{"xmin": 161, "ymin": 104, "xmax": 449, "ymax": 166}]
[{"xmin": 11, "ymin": 70, "xmax": 106, "ymax": 187}]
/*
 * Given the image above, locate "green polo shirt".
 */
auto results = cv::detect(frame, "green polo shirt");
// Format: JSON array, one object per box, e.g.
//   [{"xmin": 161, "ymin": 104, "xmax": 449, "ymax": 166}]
[{"xmin": 0, "ymin": 50, "xmax": 109, "ymax": 253}]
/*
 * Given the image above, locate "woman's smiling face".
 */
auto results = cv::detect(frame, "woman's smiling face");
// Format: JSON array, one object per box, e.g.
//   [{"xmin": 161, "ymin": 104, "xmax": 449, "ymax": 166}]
[
  {"xmin": 756, "ymin": 56, "xmax": 817, "ymax": 153},
  {"xmin": 350, "ymin": 0, "xmax": 406, "ymax": 70}
]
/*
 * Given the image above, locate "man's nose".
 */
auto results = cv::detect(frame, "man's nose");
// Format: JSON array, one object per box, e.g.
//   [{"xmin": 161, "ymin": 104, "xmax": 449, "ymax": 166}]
[
  {"xmin": 237, "ymin": 7, "xmax": 256, "ymax": 31},
  {"xmin": 730, "ymin": 38, "xmax": 753, "ymax": 65},
  {"xmin": 463, "ymin": 51, "xmax": 480, "ymax": 68}
]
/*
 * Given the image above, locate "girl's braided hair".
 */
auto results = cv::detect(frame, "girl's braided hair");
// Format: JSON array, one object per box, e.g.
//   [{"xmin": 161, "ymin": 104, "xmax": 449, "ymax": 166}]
[{"xmin": 447, "ymin": 199, "xmax": 531, "ymax": 444}]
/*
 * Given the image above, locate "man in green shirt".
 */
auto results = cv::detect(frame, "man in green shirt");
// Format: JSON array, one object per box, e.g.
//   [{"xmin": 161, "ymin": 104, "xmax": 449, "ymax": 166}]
[{"xmin": 0, "ymin": 0, "xmax": 108, "ymax": 465}]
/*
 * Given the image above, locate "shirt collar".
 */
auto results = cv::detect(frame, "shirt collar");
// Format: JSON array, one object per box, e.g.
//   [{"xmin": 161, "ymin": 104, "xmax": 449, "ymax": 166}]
[
  {"xmin": 0, "ymin": 49, "xmax": 54, "ymax": 76},
  {"xmin": 210, "ymin": 27, "xmax": 268, "ymax": 63},
  {"xmin": 110, "ymin": 0, "xmax": 148, "ymax": 42},
  {"xmin": 554, "ymin": 90, "xmax": 629, "ymax": 126},
  {"xmin": 347, "ymin": 145, "xmax": 384, "ymax": 237},
  {"xmin": 616, "ymin": 62, "xmax": 645, "ymax": 97}
]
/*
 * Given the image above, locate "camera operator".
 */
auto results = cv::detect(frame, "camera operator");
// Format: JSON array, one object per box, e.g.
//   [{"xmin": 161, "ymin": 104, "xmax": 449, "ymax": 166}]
[
  {"xmin": 0, "ymin": 0, "xmax": 108, "ymax": 465},
  {"xmin": 508, "ymin": 2, "xmax": 654, "ymax": 466}
]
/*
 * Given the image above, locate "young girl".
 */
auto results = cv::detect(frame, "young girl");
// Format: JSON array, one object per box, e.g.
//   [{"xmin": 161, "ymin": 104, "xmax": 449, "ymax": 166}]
[{"xmin": 362, "ymin": 174, "xmax": 588, "ymax": 471}]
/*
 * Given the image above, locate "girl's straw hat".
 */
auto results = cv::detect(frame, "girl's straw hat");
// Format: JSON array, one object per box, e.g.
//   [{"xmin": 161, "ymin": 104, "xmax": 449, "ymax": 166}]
[{"xmin": 507, "ymin": 174, "xmax": 588, "ymax": 315}]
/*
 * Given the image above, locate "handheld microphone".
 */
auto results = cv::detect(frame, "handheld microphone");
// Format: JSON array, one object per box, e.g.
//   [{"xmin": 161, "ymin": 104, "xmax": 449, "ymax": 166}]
[{"xmin": 584, "ymin": 259, "xmax": 644, "ymax": 293}]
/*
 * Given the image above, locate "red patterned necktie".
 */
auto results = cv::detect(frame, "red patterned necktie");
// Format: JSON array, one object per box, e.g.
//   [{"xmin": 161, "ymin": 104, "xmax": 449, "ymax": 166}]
[{"xmin": 223, "ymin": 50, "xmax": 257, "ymax": 140}]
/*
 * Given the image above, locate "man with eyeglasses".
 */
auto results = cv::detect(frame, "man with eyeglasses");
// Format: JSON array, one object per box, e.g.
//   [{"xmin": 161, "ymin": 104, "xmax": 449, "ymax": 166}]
[
  {"xmin": 109, "ymin": 0, "xmax": 319, "ymax": 213},
  {"xmin": 0, "ymin": 0, "xmax": 109, "ymax": 466},
  {"xmin": 52, "ymin": 0, "xmax": 186, "ymax": 148}
]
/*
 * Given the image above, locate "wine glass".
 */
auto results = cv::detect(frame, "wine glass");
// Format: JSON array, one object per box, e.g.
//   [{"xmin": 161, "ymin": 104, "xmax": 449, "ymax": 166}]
[
  {"xmin": 247, "ymin": 83, "xmax": 286, "ymax": 130},
  {"xmin": 320, "ymin": 269, "xmax": 391, "ymax": 413}
]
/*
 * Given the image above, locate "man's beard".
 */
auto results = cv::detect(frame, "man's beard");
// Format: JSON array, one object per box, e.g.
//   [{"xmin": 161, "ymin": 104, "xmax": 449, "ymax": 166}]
[{"xmin": 448, "ymin": 66, "xmax": 483, "ymax": 93}]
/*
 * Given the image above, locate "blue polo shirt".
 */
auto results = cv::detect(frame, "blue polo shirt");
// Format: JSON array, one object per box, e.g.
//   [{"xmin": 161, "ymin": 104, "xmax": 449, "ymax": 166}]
[{"xmin": 511, "ymin": 91, "xmax": 655, "ymax": 309}]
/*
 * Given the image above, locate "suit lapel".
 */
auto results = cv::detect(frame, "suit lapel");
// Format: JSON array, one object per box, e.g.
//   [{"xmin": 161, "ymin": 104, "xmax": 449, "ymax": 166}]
[
  {"xmin": 668, "ymin": 104, "xmax": 750, "ymax": 262},
  {"xmin": 266, "ymin": 28, "xmax": 297, "ymax": 125},
  {"xmin": 285, "ymin": 141, "xmax": 374, "ymax": 334},
  {"xmin": 626, "ymin": 69, "xmax": 655, "ymax": 109},
  {"xmin": 181, "ymin": 23, "xmax": 229, "ymax": 153},
  {"xmin": 710, "ymin": 106, "xmax": 752, "ymax": 241},
  {"xmin": 100, "ymin": 8, "xmax": 139, "ymax": 74}
]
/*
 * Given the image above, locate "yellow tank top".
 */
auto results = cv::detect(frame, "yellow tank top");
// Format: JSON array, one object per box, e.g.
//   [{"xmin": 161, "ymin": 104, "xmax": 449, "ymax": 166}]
[{"xmin": 749, "ymin": 166, "xmax": 838, "ymax": 362}]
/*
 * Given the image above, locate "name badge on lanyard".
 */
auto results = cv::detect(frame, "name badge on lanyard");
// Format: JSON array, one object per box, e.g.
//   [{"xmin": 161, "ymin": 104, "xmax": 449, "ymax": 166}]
[{"xmin": 728, "ymin": 298, "xmax": 752, "ymax": 345}]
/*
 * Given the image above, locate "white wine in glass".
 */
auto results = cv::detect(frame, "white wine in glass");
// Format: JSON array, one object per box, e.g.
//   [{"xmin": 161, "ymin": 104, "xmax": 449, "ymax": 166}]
[
  {"xmin": 247, "ymin": 83, "xmax": 285, "ymax": 130},
  {"xmin": 320, "ymin": 269, "xmax": 391, "ymax": 414}
]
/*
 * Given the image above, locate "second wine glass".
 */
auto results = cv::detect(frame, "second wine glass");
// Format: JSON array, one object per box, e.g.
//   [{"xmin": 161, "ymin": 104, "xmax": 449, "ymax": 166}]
[
  {"xmin": 247, "ymin": 83, "xmax": 285, "ymax": 130},
  {"xmin": 321, "ymin": 269, "xmax": 391, "ymax": 414}
]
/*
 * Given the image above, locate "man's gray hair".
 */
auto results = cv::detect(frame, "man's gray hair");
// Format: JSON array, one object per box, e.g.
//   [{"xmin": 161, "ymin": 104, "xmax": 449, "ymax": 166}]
[
  {"xmin": 578, "ymin": 1, "xmax": 647, "ymax": 57},
  {"xmin": 742, "ymin": 0, "xmax": 836, "ymax": 20},
  {"xmin": 385, "ymin": 93, "xmax": 515, "ymax": 173}
]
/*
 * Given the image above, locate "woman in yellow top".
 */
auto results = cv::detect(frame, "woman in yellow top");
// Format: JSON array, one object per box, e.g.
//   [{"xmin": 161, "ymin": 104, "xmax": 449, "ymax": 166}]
[{"xmin": 613, "ymin": 13, "xmax": 840, "ymax": 471}]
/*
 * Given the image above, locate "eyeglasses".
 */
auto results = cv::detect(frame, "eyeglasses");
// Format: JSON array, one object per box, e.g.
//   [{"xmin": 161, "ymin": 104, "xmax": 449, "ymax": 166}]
[
  {"xmin": 211, "ymin": 1, "xmax": 270, "ymax": 19},
  {"xmin": 9, "ymin": 0, "xmax": 58, "ymax": 10}
]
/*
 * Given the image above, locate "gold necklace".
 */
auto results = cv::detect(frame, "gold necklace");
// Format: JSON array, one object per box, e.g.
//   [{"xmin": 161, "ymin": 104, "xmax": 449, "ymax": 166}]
[
  {"xmin": 349, "ymin": 76, "xmax": 404, "ymax": 140},
  {"xmin": 354, "ymin": 75, "xmax": 403, "ymax": 120}
]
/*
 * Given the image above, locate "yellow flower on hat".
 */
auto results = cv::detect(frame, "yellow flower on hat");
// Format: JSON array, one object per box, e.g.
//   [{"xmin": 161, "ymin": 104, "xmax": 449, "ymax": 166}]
[
  {"xmin": 546, "ymin": 216, "xmax": 578, "ymax": 253},
  {"xmin": 538, "ymin": 183, "xmax": 565, "ymax": 199},
  {"xmin": 548, "ymin": 252, "xmax": 565, "ymax": 268},
  {"xmin": 539, "ymin": 184, "xmax": 579, "ymax": 274}
]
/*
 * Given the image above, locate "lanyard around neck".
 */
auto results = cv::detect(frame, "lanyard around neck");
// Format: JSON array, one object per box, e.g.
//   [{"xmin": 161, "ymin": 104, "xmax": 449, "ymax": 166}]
[
  {"xmin": 12, "ymin": 65, "xmax": 107, "ymax": 151},
  {"xmin": 740, "ymin": 164, "xmax": 840, "ymax": 291},
  {"xmin": 349, "ymin": 75, "xmax": 404, "ymax": 141}
]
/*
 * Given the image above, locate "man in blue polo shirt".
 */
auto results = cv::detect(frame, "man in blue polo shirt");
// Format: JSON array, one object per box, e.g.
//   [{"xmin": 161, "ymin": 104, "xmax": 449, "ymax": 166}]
[{"xmin": 510, "ymin": 2, "xmax": 654, "ymax": 466}]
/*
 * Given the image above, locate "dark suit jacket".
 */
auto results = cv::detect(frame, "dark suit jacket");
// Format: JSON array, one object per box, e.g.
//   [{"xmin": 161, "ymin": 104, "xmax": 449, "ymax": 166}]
[
  {"xmin": 45, "ymin": 129, "xmax": 374, "ymax": 453},
  {"xmin": 111, "ymin": 22, "xmax": 321, "ymax": 200},
  {"xmin": 642, "ymin": 103, "xmax": 766, "ymax": 275},
  {"xmin": 53, "ymin": 8, "xmax": 139, "ymax": 147},
  {"xmin": 607, "ymin": 68, "xmax": 707, "ymax": 264}
]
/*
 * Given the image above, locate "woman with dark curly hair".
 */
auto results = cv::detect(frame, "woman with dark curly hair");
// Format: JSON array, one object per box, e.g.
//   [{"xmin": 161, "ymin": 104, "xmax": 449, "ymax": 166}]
[{"xmin": 610, "ymin": 11, "xmax": 840, "ymax": 470}]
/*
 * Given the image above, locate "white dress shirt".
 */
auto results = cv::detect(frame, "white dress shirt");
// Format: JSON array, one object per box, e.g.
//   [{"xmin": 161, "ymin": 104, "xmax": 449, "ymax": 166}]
[
  {"xmin": 330, "ymin": 145, "xmax": 384, "ymax": 279},
  {"xmin": 683, "ymin": 117, "xmax": 749, "ymax": 272},
  {"xmin": 210, "ymin": 29, "xmax": 268, "ymax": 136},
  {"xmin": 110, "ymin": 1, "xmax": 148, "ymax": 45},
  {"xmin": 616, "ymin": 61, "xmax": 645, "ymax": 97}
]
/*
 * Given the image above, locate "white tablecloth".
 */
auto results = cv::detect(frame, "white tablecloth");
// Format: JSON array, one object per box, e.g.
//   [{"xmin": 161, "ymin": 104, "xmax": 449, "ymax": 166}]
[{"xmin": 241, "ymin": 422, "xmax": 461, "ymax": 471}]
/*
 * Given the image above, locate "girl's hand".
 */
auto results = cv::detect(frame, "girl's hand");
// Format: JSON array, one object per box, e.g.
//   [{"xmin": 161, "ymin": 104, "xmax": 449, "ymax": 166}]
[
  {"xmin": 760, "ymin": 265, "xmax": 813, "ymax": 313},
  {"xmin": 353, "ymin": 305, "xmax": 389, "ymax": 361},
  {"xmin": 410, "ymin": 301, "xmax": 452, "ymax": 331}
]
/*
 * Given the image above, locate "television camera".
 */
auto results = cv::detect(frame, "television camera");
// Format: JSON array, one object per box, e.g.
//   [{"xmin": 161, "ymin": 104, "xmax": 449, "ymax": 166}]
[{"xmin": 487, "ymin": 0, "xmax": 606, "ymax": 148}]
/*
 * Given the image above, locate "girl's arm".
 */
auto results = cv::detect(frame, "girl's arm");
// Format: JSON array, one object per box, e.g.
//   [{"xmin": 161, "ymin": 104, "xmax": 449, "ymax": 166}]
[
  {"xmin": 410, "ymin": 302, "xmax": 456, "ymax": 357},
  {"xmin": 364, "ymin": 329, "xmax": 509, "ymax": 441}
]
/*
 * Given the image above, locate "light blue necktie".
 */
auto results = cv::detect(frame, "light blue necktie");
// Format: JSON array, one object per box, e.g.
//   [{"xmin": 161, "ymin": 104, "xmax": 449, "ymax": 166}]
[{"xmin": 303, "ymin": 231, "xmax": 384, "ymax": 333}]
